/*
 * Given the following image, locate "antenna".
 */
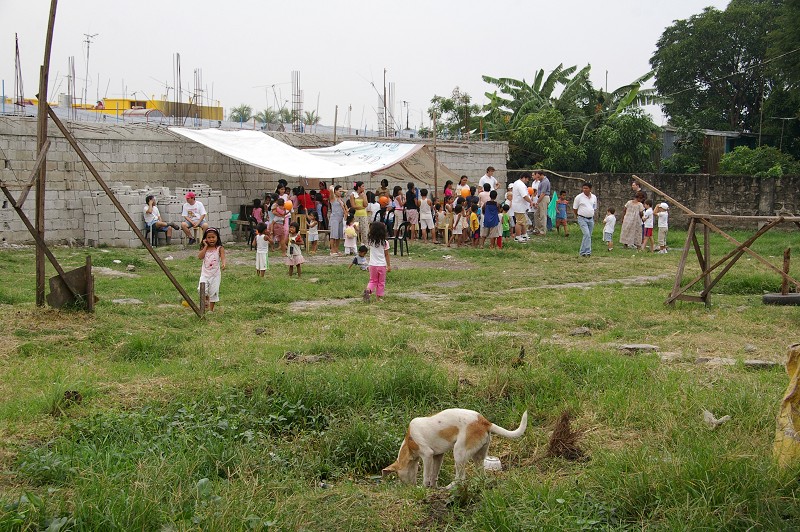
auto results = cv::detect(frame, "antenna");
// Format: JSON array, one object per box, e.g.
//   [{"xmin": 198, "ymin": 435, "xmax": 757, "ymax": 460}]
[{"xmin": 82, "ymin": 33, "xmax": 98, "ymax": 108}]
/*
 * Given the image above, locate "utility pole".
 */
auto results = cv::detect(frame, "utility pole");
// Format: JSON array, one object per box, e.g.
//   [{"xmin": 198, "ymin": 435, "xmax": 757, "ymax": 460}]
[
  {"xmin": 82, "ymin": 33, "xmax": 98, "ymax": 107},
  {"xmin": 333, "ymin": 105, "xmax": 338, "ymax": 144}
]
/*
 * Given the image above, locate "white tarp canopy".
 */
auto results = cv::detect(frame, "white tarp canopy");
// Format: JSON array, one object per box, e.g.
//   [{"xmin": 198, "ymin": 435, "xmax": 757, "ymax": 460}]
[{"xmin": 170, "ymin": 128, "xmax": 457, "ymax": 185}]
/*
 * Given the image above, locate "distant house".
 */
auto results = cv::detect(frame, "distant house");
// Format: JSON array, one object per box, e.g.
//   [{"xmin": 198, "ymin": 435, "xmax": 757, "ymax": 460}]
[{"xmin": 662, "ymin": 126, "xmax": 758, "ymax": 174}]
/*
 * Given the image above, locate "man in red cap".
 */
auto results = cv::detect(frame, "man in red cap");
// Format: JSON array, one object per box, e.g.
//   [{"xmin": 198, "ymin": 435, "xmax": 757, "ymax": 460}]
[{"xmin": 180, "ymin": 191, "xmax": 209, "ymax": 244}]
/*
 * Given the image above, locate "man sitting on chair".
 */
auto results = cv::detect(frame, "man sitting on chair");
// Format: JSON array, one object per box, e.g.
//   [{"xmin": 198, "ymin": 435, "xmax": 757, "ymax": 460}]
[
  {"xmin": 180, "ymin": 192, "xmax": 209, "ymax": 244},
  {"xmin": 144, "ymin": 195, "xmax": 179, "ymax": 243}
]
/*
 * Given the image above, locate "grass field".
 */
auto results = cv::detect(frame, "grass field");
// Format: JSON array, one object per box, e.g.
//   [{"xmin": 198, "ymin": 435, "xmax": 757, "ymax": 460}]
[{"xmin": 1, "ymin": 227, "xmax": 799, "ymax": 531}]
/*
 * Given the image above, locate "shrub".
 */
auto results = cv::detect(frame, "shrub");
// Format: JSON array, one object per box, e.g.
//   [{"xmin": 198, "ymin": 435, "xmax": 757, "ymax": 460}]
[{"xmin": 718, "ymin": 146, "xmax": 800, "ymax": 176}]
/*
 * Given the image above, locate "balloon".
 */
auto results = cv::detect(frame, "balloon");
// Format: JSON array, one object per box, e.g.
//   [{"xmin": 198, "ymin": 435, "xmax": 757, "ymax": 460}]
[
  {"xmin": 460, "ymin": 187, "xmax": 470, "ymax": 198},
  {"xmin": 527, "ymin": 187, "xmax": 534, "ymax": 196},
  {"xmin": 283, "ymin": 200, "xmax": 293, "ymax": 211},
  {"xmin": 378, "ymin": 196, "xmax": 390, "ymax": 207}
]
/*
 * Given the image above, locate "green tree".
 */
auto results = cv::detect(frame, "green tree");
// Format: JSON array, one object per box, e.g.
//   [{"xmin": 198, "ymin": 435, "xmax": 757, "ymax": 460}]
[
  {"xmin": 508, "ymin": 108, "xmax": 586, "ymax": 170},
  {"xmin": 650, "ymin": 1, "xmax": 777, "ymax": 132},
  {"xmin": 254, "ymin": 108, "xmax": 279, "ymax": 124},
  {"xmin": 769, "ymin": 0, "xmax": 800, "ymax": 89},
  {"xmin": 718, "ymin": 145, "xmax": 800, "ymax": 176},
  {"xmin": 229, "ymin": 104, "xmax": 253, "ymax": 123},
  {"xmin": 661, "ymin": 118, "xmax": 705, "ymax": 173},
  {"xmin": 278, "ymin": 106, "xmax": 293, "ymax": 123},
  {"xmin": 427, "ymin": 87, "xmax": 481, "ymax": 138},
  {"xmin": 589, "ymin": 109, "xmax": 661, "ymax": 173},
  {"xmin": 303, "ymin": 111, "xmax": 321, "ymax": 130}
]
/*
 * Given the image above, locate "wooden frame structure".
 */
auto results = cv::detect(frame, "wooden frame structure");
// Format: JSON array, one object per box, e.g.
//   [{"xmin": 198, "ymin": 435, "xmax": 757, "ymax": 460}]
[
  {"xmin": 632, "ymin": 175, "xmax": 800, "ymax": 307},
  {"xmin": 1, "ymin": 0, "xmax": 203, "ymax": 317}
]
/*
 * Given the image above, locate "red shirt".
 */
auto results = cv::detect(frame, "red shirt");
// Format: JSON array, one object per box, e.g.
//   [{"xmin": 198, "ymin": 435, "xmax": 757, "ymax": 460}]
[{"xmin": 297, "ymin": 193, "xmax": 315, "ymax": 211}]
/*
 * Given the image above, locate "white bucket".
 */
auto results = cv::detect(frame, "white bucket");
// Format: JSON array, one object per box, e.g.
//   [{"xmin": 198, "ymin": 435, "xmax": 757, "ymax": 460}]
[{"xmin": 483, "ymin": 456, "xmax": 502, "ymax": 471}]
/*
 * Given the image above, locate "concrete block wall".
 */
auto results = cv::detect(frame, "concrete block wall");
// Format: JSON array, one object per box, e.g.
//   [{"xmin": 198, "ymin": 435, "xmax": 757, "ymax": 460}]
[
  {"xmin": 82, "ymin": 184, "xmax": 232, "ymax": 248},
  {"xmin": 547, "ymin": 172, "xmax": 800, "ymax": 229},
  {"xmin": 0, "ymin": 117, "xmax": 510, "ymax": 244}
]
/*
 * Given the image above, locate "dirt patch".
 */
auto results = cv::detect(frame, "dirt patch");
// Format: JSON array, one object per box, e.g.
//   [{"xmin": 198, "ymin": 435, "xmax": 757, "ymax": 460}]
[
  {"xmin": 284, "ymin": 352, "xmax": 335, "ymax": 363},
  {"xmin": 93, "ymin": 266, "xmax": 139, "ymax": 278},
  {"xmin": 502, "ymin": 274, "xmax": 672, "ymax": 294},
  {"xmin": 290, "ymin": 298, "xmax": 359, "ymax": 311}
]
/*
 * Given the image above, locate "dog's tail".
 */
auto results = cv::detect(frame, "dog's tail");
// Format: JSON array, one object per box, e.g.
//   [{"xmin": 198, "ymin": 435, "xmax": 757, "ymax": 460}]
[{"xmin": 489, "ymin": 411, "xmax": 528, "ymax": 439}]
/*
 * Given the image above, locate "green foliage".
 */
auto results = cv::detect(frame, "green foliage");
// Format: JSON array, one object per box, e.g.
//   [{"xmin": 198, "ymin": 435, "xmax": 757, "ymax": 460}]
[
  {"xmin": 229, "ymin": 104, "xmax": 253, "ymax": 123},
  {"xmin": 651, "ymin": 0, "xmax": 799, "ymax": 161},
  {"xmin": 590, "ymin": 109, "xmax": 661, "ymax": 173},
  {"xmin": 718, "ymin": 145, "xmax": 800, "ymax": 176},
  {"xmin": 508, "ymin": 108, "xmax": 585, "ymax": 170},
  {"xmin": 661, "ymin": 118, "xmax": 704, "ymax": 173},
  {"xmin": 254, "ymin": 108, "xmax": 279, "ymax": 124},
  {"xmin": 428, "ymin": 87, "xmax": 481, "ymax": 139},
  {"xmin": 768, "ymin": 0, "xmax": 800, "ymax": 89},
  {"xmin": 303, "ymin": 110, "xmax": 321, "ymax": 127},
  {"xmin": 481, "ymin": 64, "xmax": 665, "ymax": 171}
]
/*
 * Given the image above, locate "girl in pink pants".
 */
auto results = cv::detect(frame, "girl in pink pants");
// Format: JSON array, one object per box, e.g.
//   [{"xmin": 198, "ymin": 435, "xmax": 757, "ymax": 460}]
[{"xmin": 363, "ymin": 222, "xmax": 391, "ymax": 303}]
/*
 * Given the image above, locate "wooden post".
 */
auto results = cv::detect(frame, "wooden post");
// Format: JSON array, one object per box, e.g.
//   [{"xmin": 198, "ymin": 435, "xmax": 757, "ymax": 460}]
[
  {"xmin": 85, "ymin": 255, "xmax": 95, "ymax": 313},
  {"xmin": 432, "ymin": 111, "xmax": 438, "ymax": 201},
  {"xmin": 1, "ymin": 184, "xmax": 80, "ymax": 299},
  {"xmin": 199, "ymin": 282, "xmax": 206, "ymax": 316},
  {"xmin": 47, "ymin": 106, "xmax": 204, "ymax": 318},
  {"xmin": 333, "ymin": 105, "xmax": 338, "ymax": 145},
  {"xmin": 703, "ymin": 223, "xmax": 711, "ymax": 306},
  {"xmin": 783, "ymin": 248, "xmax": 791, "ymax": 296}
]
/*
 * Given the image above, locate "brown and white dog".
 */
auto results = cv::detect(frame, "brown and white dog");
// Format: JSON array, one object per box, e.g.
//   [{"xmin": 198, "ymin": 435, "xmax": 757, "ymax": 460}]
[{"xmin": 382, "ymin": 408, "xmax": 528, "ymax": 488}]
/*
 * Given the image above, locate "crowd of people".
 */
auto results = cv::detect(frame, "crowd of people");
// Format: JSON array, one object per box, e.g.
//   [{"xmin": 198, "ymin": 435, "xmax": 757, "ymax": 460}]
[{"xmin": 180, "ymin": 172, "xmax": 669, "ymax": 310}]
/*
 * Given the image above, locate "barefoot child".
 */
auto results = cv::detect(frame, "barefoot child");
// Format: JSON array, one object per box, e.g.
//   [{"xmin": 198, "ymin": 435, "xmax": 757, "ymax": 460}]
[
  {"xmin": 255, "ymin": 222, "xmax": 270, "ymax": 276},
  {"xmin": 363, "ymin": 222, "xmax": 391, "ymax": 303},
  {"xmin": 286, "ymin": 222, "xmax": 305, "ymax": 277},
  {"xmin": 198, "ymin": 227, "xmax": 226, "ymax": 311}
]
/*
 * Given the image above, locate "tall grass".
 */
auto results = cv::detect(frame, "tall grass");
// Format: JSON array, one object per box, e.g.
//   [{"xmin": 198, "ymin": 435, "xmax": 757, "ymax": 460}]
[{"xmin": 1, "ymin": 230, "xmax": 798, "ymax": 530}]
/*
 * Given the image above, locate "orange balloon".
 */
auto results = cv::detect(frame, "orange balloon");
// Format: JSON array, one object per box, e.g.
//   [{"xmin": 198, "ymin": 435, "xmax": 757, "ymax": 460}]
[
  {"xmin": 460, "ymin": 187, "xmax": 470, "ymax": 198},
  {"xmin": 284, "ymin": 200, "xmax": 293, "ymax": 211},
  {"xmin": 378, "ymin": 196, "xmax": 390, "ymax": 207},
  {"xmin": 527, "ymin": 187, "xmax": 534, "ymax": 196}
]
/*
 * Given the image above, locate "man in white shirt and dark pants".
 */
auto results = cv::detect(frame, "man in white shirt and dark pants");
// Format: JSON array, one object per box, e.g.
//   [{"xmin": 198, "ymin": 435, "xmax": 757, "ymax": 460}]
[
  {"xmin": 572, "ymin": 182, "xmax": 598, "ymax": 257},
  {"xmin": 533, "ymin": 170, "xmax": 550, "ymax": 235}
]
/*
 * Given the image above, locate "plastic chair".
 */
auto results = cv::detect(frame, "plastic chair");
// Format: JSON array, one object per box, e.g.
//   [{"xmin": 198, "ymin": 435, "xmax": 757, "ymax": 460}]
[{"xmin": 393, "ymin": 221, "xmax": 411, "ymax": 256}]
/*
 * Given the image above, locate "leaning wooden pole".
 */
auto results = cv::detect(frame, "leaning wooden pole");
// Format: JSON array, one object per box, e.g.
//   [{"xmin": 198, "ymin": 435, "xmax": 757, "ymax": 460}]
[
  {"xmin": 47, "ymin": 106, "xmax": 204, "ymax": 318},
  {"xmin": 35, "ymin": 0, "xmax": 59, "ymax": 306}
]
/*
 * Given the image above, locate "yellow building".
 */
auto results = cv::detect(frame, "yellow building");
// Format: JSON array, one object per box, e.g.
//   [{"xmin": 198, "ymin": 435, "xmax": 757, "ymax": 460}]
[{"xmin": 92, "ymin": 97, "xmax": 223, "ymax": 121}]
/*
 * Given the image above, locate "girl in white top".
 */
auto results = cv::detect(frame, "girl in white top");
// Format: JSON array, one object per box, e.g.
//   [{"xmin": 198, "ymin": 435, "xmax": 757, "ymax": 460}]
[
  {"xmin": 418, "ymin": 188, "xmax": 435, "ymax": 242},
  {"xmin": 198, "ymin": 227, "xmax": 226, "ymax": 311},
  {"xmin": 255, "ymin": 223, "xmax": 270, "ymax": 276},
  {"xmin": 306, "ymin": 211, "xmax": 319, "ymax": 254},
  {"xmin": 362, "ymin": 221, "xmax": 391, "ymax": 303}
]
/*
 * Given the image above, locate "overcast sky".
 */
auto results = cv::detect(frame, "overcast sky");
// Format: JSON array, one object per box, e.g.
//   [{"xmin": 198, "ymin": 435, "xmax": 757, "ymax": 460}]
[{"xmin": 2, "ymin": 0, "xmax": 729, "ymax": 130}]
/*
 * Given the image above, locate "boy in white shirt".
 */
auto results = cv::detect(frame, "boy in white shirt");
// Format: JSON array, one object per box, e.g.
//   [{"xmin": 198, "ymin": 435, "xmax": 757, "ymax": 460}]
[
  {"xmin": 641, "ymin": 199, "xmax": 655, "ymax": 252},
  {"xmin": 603, "ymin": 207, "xmax": 616, "ymax": 251},
  {"xmin": 655, "ymin": 202, "xmax": 669, "ymax": 253}
]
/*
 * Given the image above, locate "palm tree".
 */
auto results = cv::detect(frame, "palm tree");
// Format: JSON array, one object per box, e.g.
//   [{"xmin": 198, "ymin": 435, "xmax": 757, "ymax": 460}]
[
  {"xmin": 278, "ymin": 106, "xmax": 292, "ymax": 123},
  {"xmin": 578, "ymin": 71, "xmax": 671, "ymax": 141},
  {"xmin": 229, "ymin": 104, "xmax": 252, "ymax": 123},
  {"xmin": 303, "ymin": 110, "xmax": 321, "ymax": 132},
  {"xmin": 254, "ymin": 108, "xmax": 279, "ymax": 124}
]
